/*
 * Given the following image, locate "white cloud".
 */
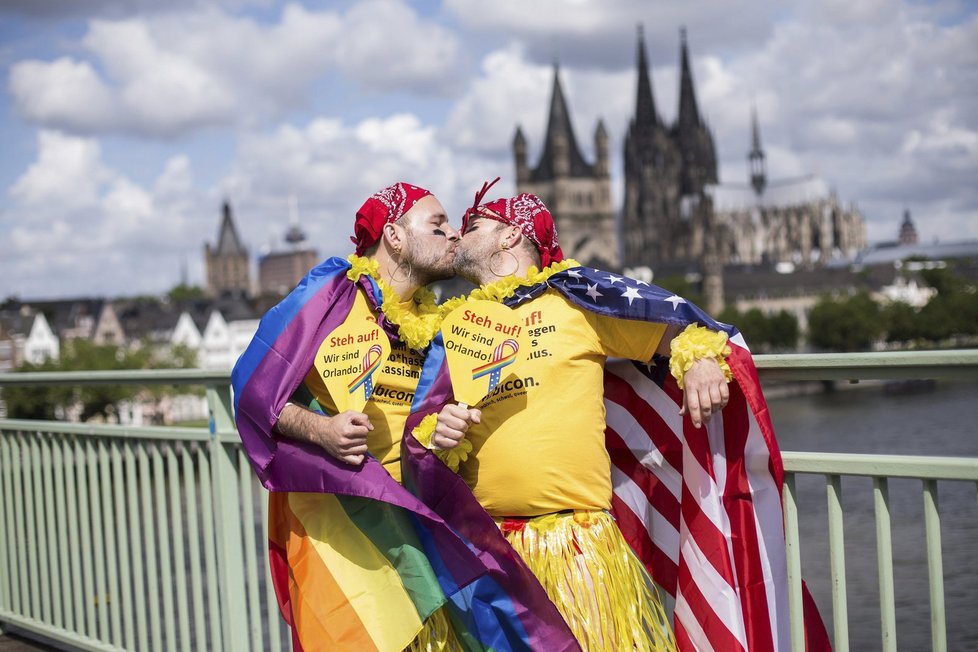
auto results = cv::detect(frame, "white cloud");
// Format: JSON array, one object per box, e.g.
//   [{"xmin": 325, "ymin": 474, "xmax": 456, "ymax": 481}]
[
  {"xmin": 7, "ymin": 58, "xmax": 118, "ymax": 134},
  {"xmin": 8, "ymin": 1, "xmax": 464, "ymax": 138},
  {"xmin": 443, "ymin": 0, "xmax": 779, "ymax": 68},
  {"xmin": 3, "ymin": 131, "xmax": 208, "ymax": 297},
  {"xmin": 9, "ymin": 130, "xmax": 110, "ymax": 209}
]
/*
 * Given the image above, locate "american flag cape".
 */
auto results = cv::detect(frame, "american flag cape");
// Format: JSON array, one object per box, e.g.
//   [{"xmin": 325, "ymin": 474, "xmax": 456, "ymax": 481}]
[
  {"xmin": 406, "ymin": 266, "xmax": 831, "ymax": 652},
  {"xmin": 231, "ymin": 256, "xmax": 579, "ymax": 651}
]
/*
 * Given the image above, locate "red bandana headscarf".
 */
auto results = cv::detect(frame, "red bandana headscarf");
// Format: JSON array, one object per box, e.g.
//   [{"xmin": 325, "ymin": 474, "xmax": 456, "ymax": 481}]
[
  {"xmin": 462, "ymin": 178, "xmax": 564, "ymax": 269},
  {"xmin": 351, "ymin": 182, "xmax": 432, "ymax": 255}
]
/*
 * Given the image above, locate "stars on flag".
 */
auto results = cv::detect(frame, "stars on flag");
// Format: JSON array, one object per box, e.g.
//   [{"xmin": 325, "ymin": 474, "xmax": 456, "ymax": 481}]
[
  {"xmin": 621, "ymin": 285, "xmax": 642, "ymax": 305},
  {"xmin": 585, "ymin": 283, "xmax": 604, "ymax": 302},
  {"xmin": 664, "ymin": 295, "xmax": 687, "ymax": 310}
]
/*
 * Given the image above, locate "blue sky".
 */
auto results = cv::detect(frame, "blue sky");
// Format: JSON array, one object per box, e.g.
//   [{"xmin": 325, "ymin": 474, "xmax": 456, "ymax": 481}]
[{"xmin": 2, "ymin": 0, "xmax": 976, "ymax": 299}]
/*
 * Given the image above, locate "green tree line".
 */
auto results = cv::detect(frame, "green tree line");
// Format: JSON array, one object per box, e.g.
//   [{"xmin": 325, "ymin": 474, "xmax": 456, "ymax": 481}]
[
  {"xmin": 808, "ymin": 267, "xmax": 978, "ymax": 352},
  {"xmin": 4, "ymin": 340, "xmax": 197, "ymax": 421}
]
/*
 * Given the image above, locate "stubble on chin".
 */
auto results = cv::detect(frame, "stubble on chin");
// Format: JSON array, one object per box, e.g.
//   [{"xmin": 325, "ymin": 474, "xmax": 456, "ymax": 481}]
[{"xmin": 452, "ymin": 249, "xmax": 484, "ymax": 284}]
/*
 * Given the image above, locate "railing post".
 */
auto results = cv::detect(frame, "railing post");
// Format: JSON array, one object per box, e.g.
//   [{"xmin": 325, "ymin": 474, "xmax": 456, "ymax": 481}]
[
  {"xmin": 922, "ymin": 479, "xmax": 947, "ymax": 652},
  {"xmin": 782, "ymin": 473, "xmax": 805, "ymax": 652},
  {"xmin": 873, "ymin": 477, "xmax": 897, "ymax": 652},
  {"xmin": 207, "ymin": 383, "xmax": 249, "ymax": 652},
  {"xmin": 826, "ymin": 474, "xmax": 849, "ymax": 652}
]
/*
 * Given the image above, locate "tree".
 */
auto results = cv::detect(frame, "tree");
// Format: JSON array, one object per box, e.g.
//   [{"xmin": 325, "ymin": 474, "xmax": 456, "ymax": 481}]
[
  {"xmin": 717, "ymin": 307, "xmax": 799, "ymax": 352},
  {"xmin": 3, "ymin": 358, "xmax": 71, "ymax": 420},
  {"xmin": 766, "ymin": 310, "xmax": 800, "ymax": 350},
  {"xmin": 882, "ymin": 301, "xmax": 923, "ymax": 344},
  {"xmin": 168, "ymin": 284, "xmax": 206, "ymax": 302},
  {"xmin": 6, "ymin": 339, "xmax": 197, "ymax": 421},
  {"xmin": 808, "ymin": 292, "xmax": 882, "ymax": 352}
]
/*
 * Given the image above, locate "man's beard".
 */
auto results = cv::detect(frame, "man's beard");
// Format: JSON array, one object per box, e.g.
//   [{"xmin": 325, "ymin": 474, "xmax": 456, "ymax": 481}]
[{"xmin": 452, "ymin": 245, "xmax": 485, "ymax": 284}]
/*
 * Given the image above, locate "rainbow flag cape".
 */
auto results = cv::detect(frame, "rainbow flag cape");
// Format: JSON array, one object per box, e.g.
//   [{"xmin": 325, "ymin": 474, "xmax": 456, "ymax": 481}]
[
  {"xmin": 231, "ymin": 257, "xmax": 579, "ymax": 651},
  {"xmin": 406, "ymin": 266, "xmax": 832, "ymax": 652}
]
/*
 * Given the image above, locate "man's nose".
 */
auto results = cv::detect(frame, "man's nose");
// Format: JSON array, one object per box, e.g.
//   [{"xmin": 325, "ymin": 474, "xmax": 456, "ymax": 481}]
[{"xmin": 445, "ymin": 225, "xmax": 460, "ymax": 241}]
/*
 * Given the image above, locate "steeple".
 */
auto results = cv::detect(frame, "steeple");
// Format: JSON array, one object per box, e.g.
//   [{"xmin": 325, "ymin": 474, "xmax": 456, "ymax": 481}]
[
  {"xmin": 673, "ymin": 28, "xmax": 717, "ymax": 195},
  {"xmin": 284, "ymin": 194, "xmax": 307, "ymax": 247},
  {"xmin": 215, "ymin": 201, "xmax": 246, "ymax": 256},
  {"xmin": 749, "ymin": 105, "xmax": 767, "ymax": 196},
  {"xmin": 635, "ymin": 24, "xmax": 659, "ymax": 128},
  {"xmin": 677, "ymin": 27, "xmax": 701, "ymax": 133},
  {"xmin": 513, "ymin": 125, "xmax": 529, "ymax": 183},
  {"xmin": 532, "ymin": 61, "xmax": 592, "ymax": 181}
]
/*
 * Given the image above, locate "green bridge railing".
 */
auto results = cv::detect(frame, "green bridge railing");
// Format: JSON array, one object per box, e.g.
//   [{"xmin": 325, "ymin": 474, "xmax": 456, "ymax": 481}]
[{"xmin": 0, "ymin": 351, "xmax": 976, "ymax": 652}]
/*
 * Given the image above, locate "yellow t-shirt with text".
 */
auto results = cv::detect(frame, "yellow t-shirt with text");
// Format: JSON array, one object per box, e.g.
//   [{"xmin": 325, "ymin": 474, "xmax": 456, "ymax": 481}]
[
  {"xmin": 459, "ymin": 290, "xmax": 667, "ymax": 517},
  {"xmin": 303, "ymin": 290, "xmax": 425, "ymax": 483}
]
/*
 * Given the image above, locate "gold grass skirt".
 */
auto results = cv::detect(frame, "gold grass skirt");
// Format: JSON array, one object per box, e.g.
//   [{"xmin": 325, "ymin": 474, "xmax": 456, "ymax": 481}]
[{"xmin": 498, "ymin": 510, "xmax": 676, "ymax": 652}]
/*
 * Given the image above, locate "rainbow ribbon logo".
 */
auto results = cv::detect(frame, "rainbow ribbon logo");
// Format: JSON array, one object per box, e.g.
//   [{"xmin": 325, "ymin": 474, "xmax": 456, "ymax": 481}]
[
  {"xmin": 347, "ymin": 344, "xmax": 384, "ymax": 399},
  {"xmin": 471, "ymin": 339, "xmax": 520, "ymax": 394}
]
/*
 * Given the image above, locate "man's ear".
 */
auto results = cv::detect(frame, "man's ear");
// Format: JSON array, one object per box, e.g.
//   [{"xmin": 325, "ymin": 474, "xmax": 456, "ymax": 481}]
[
  {"xmin": 382, "ymin": 222, "xmax": 403, "ymax": 252},
  {"xmin": 501, "ymin": 225, "xmax": 522, "ymax": 250}
]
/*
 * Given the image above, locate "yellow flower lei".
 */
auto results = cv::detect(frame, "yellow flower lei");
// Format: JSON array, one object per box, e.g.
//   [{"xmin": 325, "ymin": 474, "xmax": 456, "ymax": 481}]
[
  {"xmin": 438, "ymin": 258, "xmax": 581, "ymax": 313},
  {"xmin": 410, "ymin": 413, "xmax": 473, "ymax": 472},
  {"xmin": 346, "ymin": 254, "xmax": 444, "ymax": 351},
  {"xmin": 668, "ymin": 324, "xmax": 733, "ymax": 389}
]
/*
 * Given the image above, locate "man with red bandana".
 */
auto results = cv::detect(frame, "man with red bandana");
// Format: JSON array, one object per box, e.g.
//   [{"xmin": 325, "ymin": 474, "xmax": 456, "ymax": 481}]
[
  {"xmin": 236, "ymin": 182, "xmax": 463, "ymax": 651},
  {"xmin": 425, "ymin": 188, "xmax": 731, "ymax": 651}
]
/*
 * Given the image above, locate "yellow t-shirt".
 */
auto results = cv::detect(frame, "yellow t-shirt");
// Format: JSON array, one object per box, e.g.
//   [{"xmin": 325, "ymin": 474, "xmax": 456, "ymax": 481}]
[
  {"xmin": 459, "ymin": 290, "xmax": 667, "ymax": 517},
  {"xmin": 303, "ymin": 290, "xmax": 425, "ymax": 483}
]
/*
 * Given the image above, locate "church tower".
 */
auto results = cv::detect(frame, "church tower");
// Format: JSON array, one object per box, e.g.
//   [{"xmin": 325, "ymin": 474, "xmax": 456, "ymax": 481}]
[
  {"xmin": 513, "ymin": 63, "xmax": 617, "ymax": 268},
  {"xmin": 622, "ymin": 25, "xmax": 683, "ymax": 267},
  {"xmin": 204, "ymin": 201, "xmax": 251, "ymax": 298},
  {"xmin": 898, "ymin": 209, "xmax": 918, "ymax": 246}
]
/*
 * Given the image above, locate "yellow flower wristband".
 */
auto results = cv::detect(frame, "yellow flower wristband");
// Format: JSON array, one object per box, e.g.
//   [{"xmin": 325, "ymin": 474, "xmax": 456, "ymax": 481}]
[
  {"xmin": 411, "ymin": 413, "xmax": 473, "ymax": 473},
  {"xmin": 668, "ymin": 324, "xmax": 733, "ymax": 390}
]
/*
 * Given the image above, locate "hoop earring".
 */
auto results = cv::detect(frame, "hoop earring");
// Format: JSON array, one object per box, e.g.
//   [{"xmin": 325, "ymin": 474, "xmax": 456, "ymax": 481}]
[
  {"xmin": 488, "ymin": 249, "xmax": 519, "ymax": 278},
  {"xmin": 391, "ymin": 256, "xmax": 413, "ymax": 283}
]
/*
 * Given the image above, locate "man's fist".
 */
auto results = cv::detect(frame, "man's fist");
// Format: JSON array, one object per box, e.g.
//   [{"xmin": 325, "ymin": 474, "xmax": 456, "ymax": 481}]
[
  {"xmin": 316, "ymin": 410, "xmax": 374, "ymax": 464},
  {"xmin": 432, "ymin": 404, "xmax": 481, "ymax": 450}
]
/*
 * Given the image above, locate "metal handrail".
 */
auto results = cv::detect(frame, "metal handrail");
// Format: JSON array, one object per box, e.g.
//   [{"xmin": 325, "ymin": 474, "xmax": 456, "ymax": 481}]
[{"xmin": 1, "ymin": 351, "xmax": 977, "ymax": 652}]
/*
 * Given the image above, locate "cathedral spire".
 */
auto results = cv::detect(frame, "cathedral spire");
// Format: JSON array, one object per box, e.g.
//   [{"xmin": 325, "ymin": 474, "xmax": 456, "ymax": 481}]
[
  {"xmin": 677, "ymin": 27, "xmax": 701, "ymax": 132},
  {"xmin": 749, "ymin": 105, "xmax": 767, "ymax": 196},
  {"xmin": 533, "ymin": 60, "xmax": 591, "ymax": 181},
  {"xmin": 674, "ymin": 28, "xmax": 717, "ymax": 195},
  {"xmin": 635, "ymin": 24, "xmax": 659, "ymax": 127}
]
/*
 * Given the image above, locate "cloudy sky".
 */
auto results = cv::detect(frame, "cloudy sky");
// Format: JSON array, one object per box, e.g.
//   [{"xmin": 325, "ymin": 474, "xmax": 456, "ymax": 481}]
[{"xmin": 2, "ymin": 0, "xmax": 976, "ymax": 299}]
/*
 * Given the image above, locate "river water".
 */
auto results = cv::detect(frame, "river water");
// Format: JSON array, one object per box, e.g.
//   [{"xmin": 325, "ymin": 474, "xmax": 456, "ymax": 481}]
[{"xmin": 767, "ymin": 379, "xmax": 978, "ymax": 651}]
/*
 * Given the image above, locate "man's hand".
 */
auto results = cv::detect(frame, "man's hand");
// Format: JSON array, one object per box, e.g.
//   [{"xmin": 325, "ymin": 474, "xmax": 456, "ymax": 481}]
[
  {"xmin": 276, "ymin": 403, "xmax": 373, "ymax": 465},
  {"xmin": 316, "ymin": 410, "xmax": 373, "ymax": 465},
  {"xmin": 432, "ymin": 404, "xmax": 481, "ymax": 450},
  {"xmin": 680, "ymin": 358, "xmax": 730, "ymax": 428}
]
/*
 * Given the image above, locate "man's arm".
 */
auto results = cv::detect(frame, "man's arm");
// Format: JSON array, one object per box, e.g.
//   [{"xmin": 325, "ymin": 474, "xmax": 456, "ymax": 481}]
[{"xmin": 275, "ymin": 403, "xmax": 374, "ymax": 465}]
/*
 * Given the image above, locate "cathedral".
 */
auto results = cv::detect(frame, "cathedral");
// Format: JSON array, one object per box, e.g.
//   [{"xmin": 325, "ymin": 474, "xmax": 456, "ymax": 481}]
[{"xmin": 514, "ymin": 27, "xmax": 866, "ymax": 310}]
